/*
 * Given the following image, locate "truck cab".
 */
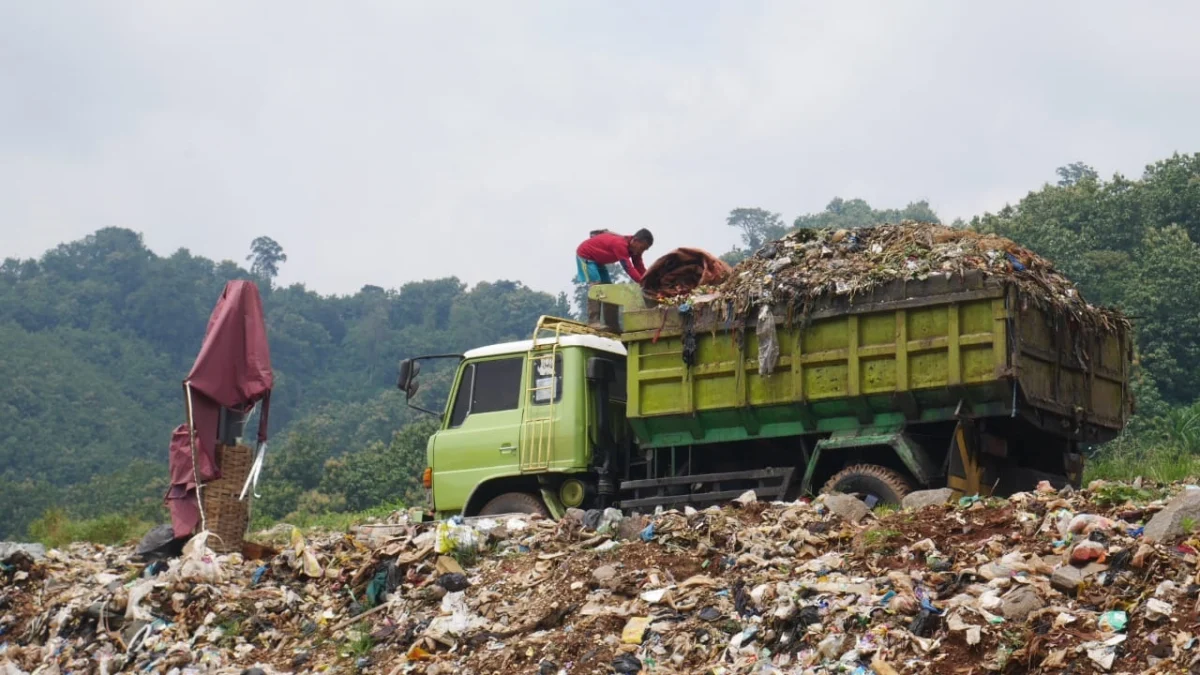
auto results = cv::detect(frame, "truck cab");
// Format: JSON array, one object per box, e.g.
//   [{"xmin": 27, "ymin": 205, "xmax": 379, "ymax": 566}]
[{"xmin": 399, "ymin": 317, "xmax": 626, "ymax": 519}]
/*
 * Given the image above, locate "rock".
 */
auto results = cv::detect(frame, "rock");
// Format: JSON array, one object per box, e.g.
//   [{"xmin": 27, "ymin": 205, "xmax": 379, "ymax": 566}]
[
  {"xmin": 978, "ymin": 562, "xmax": 1014, "ymax": 581},
  {"xmin": 0, "ymin": 542, "xmax": 46, "ymax": 562},
  {"xmin": 823, "ymin": 494, "xmax": 869, "ymax": 524},
  {"xmin": 1144, "ymin": 489, "xmax": 1200, "ymax": 543},
  {"xmin": 1051, "ymin": 566, "xmax": 1085, "ymax": 595},
  {"xmin": 593, "ymin": 565, "xmax": 618, "ymax": 583},
  {"xmin": 1051, "ymin": 562, "xmax": 1107, "ymax": 595},
  {"xmin": 435, "ymin": 573, "xmax": 470, "ymax": 592},
  {"xmin": 902, "ymin": 488, "xmax": 955, "ymax": 511},
  {"xmin": 616, "ymin": 515, "xmax": 650, "ymax": 541},
  {"xmin": 1000, "ymin": 585, "xmax": 1045, "ymax": 620}
]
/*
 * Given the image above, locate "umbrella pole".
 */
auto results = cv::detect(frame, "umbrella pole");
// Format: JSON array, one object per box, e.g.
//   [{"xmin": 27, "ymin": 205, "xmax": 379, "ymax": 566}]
[{"xmin": 185, "ymin": 381, "xmax": 208, "ymax": 533}]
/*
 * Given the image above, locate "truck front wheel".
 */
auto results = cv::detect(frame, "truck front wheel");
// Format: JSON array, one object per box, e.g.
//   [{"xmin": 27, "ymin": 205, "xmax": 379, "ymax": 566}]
[
  {"xmin": 821, "ymin": 464, "xmax": 912, "ymax": 507},
  {"xmin": 478, "ymin": 492, "xmax": 550, "ymax": 517}
]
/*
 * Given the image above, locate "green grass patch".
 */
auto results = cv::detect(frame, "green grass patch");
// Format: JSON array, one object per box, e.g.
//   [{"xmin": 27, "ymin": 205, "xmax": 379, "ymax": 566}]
[
  {"xmin": 872, "ymin": 504, "xmax": 900, "ymax": 517},
  {"xmin": 1085, "ymin": 442, "xmax": 1200, "ymax": 485},
  {"xmin": 27, "ymin": 508, "xmax": 153, "ymax": 549},
  {"xmin": 861, "ymin": 527, "xmax": 903, "ymax": 553},
  {"xmin": 1091, "ymin": 482, "xmax": 1158, "ymax": 507},
  {"xmin": 249, "ymin": 499, "xmax": 406, "ymax": 542},
  {"xmin": 342, "ymin": 624, "xmax": 376, "ymax": 659}
]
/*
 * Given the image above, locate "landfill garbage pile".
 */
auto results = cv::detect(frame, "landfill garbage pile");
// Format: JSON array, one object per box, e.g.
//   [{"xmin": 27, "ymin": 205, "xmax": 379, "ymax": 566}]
[
  {"xmin": 6, "ymin": 481, "xmax": 1200, "ymax": 674},
  {"xmin": 667, "ymin": 221, "xmax": 1127, "ymax": 334}
]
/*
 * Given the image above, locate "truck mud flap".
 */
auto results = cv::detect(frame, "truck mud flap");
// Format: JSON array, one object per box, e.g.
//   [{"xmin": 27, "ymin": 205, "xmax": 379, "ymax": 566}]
[{"xmin": 617, "ymin": 467, "xmax": 794, "ymax": 511}]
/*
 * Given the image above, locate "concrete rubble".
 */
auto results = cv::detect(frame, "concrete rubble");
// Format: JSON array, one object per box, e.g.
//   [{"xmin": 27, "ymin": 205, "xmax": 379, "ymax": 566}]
[{"xmin": 4, "ymin": 481, "xmax": 1200, "ymax": 674}]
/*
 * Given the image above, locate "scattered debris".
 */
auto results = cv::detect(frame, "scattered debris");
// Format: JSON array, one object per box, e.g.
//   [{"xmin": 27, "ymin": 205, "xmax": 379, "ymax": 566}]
[{"xmin": 4, "ymin": 481, "xmax": 1200, "ymax": 673}]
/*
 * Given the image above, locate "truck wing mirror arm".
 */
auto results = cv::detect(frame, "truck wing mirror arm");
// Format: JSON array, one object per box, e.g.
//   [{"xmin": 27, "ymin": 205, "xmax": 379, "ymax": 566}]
[{"xmin": 398, "ymin": 354, "xmax": 463, "ymax": 417}]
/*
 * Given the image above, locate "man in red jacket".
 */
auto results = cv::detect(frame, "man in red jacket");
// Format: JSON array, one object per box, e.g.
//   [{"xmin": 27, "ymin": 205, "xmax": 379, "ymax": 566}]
[{"xmin": 575, "ymin": 228, "xmax": 654, "ymax": 285}]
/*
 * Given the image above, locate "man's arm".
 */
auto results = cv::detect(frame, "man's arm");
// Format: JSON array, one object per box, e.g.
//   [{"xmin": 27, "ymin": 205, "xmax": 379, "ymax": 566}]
[
  {"xmin": 619, "ymin": 256, "xmax": 646, "ymax": 284},
  {"xmin": 632, "ymin": 254, "xmax": 646, "ymax": 277}
]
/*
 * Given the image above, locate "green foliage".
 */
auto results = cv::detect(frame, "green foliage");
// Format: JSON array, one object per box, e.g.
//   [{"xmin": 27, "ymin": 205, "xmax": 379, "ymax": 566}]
[
  {"xmin": 0, "ymin": 228, "xmax": 570, "ymax": 539},
  {"xmin": 792, "ymin": 197, "xmax": 940, "ymax": 231},
  {"xmin": 721, "ymin": 199, "xmax": 942, "ymax": 262},
  {"xmin": 1056, "ymin": 162, "xmax": 1099, "ymax": 187},
  {"xmin": 28, "ymin": 508, "xmax": 153, "ymax": 549},
  {"xmin": 727, "ymin": 207, "xmax": 788, "ymax": 252},
  {"xmin": 247, "ymin": 236, "xmax": 288, "ymax": 283},
  {"xmin": 975, "ymin": 154, "xmax": 1200, "ymax": 404},
  {"xmin": 1090, "ymin": 482, "xmax": 1157, "ymax": 507},
  {"xmin": 1085, "ymin": 433, "xmax": 1200, "ymax": 485}
]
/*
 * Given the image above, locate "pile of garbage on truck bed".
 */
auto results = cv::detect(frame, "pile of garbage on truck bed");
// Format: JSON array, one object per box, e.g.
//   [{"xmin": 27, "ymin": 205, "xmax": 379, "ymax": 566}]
[
  {"xmin": 8, "ymin": 481, "xmax": 1200, "ymax": 674},
  {"xmin": 664, "ymin": 221, "xmax": 1127, "ymax": 333}
]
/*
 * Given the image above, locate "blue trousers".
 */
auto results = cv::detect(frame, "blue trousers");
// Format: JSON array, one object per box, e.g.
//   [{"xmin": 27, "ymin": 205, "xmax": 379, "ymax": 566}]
[{"xmin": 575, "ymin": 256, "xmax": 612, "ymax": 284}]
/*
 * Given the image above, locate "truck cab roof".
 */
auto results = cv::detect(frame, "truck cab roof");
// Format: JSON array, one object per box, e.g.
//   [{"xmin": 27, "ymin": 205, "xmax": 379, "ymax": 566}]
[{"xmin": 463, "ymin": 334, "xmax": 627, "ymax": 360}]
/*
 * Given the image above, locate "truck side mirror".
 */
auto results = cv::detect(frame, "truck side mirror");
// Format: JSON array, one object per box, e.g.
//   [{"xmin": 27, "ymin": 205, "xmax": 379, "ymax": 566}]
[{"xmin": 398, "ymin": 359, "xmax": 421, "ymax": 399}]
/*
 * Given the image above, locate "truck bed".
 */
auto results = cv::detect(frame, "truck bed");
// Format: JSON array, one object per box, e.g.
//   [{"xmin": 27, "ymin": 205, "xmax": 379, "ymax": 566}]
[{"xmin": 617, "ymin": 271, "xmax": 1131, "ymax": 448}]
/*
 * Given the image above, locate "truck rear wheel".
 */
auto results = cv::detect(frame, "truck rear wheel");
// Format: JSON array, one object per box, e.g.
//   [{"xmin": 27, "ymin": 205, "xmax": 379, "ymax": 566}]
[
  {"xmin": 478, "ymin": 492, "xmax": 550, "ymax": 517},
  {"xmin": 822, "ymin": 464, "xmax": 912, "ymax": 507}
]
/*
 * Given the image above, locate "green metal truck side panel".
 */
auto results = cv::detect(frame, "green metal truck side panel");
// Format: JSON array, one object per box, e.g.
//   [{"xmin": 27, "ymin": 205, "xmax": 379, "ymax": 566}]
[
  {"xmin": 624, "ymin": 292, "xmax": 1010, "ymax": 448},
  {"xmin": 614, "ymin": 274, "xmax": 1130, "ymax": 448}
]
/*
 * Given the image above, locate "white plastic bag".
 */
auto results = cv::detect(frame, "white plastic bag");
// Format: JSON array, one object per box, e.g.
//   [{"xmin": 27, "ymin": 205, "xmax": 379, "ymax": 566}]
[
  {"xmin": 125, "ymin": 578, "xmax": 157, "ymax": 621},
  {"xmin": 435, "ymin": 521, "xmax": 480, "ymax": 555},
  {"xmin": 177, "ymin": 531, "xmax": 225, "ymax": 584},
  {"xmin": 756, "ymin": 305, "xmax": 779, "ymax": 376}
]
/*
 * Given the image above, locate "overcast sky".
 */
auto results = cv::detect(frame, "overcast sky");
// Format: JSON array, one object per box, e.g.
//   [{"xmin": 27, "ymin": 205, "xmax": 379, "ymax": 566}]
[{"xmin": 4, "ymin": 1, "xmax": 1200, "ymax": 297}]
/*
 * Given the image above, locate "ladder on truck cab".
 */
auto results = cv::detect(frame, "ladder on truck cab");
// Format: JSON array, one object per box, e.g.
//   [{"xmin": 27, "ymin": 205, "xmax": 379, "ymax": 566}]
[{"xmin": 520, "ymin": 316, "xmax": 613, "ymax": 472}]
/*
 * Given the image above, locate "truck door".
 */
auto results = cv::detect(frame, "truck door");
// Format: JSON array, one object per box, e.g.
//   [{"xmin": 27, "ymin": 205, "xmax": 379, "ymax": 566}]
[
  {"xmin": 431, "ymin": 355, "xmax": 525, "ymax": 513},
  {"xmin": 521, "ymin": 352, "xmax": 563, "ymax": 472}
]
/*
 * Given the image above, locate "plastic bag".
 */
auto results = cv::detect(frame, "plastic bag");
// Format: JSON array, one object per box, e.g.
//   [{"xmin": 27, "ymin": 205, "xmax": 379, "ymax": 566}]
[
  {"xmin": 290, "ymin": 527, "xmax": 323, "ymax": 578},
  {"xmin": 596, "ymin": 508, "xmax": 623, "ymax": 535},
  {"xmin": 435, "ymin": 520, "xmax": 480, "ymax": 555},
  {"xmin": 1068, "ymin": 514, "xmax": 1117, "ymax": 535},
  {"xmin": 177, "ymin": 531, "xmax": 225, "ymax": 584},
  {"xmin": 135, "ymin": 524, "xmax": 179, "ymax": 561},
  {"xmin": 756, "ymin": 305, "xmax": 779, "ymax": 376},
  {"xmin": 125, "ymin": 577, "xmax": 157, "ymax": 621},
  {"xmin": 1070, "ymin": 540, "xmax": 1107, "ymax": 564}
]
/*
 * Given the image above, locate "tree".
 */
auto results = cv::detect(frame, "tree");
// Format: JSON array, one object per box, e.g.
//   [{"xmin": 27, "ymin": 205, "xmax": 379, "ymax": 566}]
[
  {"xmin": 727, "ymin": 208, "xmax": 787, "ymax": 252},
  {"xmin": 1056, "ymin": 162, "xmax": 1099, "ymax": 187},
  {"xmin": 975, "ymin": 154, "xmax": 1200, "ymax": 405},
  {"xmin": 247, "ymin": 236, "xmax": 288, "ymax": 283},
  {"xmin": 793, "ymin": 198, "xmax": 940, "ymax": 230}
]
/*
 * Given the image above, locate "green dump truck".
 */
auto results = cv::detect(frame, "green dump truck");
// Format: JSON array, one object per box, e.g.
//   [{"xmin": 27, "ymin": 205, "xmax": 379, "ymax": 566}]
[{"xmin": 398, "ymin": 271, "xmax": 1132, "ymax": 519}]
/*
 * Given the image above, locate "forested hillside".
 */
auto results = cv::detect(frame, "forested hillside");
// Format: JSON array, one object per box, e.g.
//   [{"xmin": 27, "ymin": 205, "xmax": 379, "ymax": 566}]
[
  {"xmin": 0, "ymin": 232, "xmax": 569, "ymax": 536},
  {"xmin": 4, "ymin": 152, "xmax": 1200, "ymax": 539}
]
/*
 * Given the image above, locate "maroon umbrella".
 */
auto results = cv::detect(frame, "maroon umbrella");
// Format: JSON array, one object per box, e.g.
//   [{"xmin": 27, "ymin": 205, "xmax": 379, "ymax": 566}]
[{"xmin": 166, "ymin": 280, "xmax": 273, "ymax": 537}]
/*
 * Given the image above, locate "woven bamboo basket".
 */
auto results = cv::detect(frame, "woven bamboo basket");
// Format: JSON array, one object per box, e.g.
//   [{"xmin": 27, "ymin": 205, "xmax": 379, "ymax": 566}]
[{"xmin": 199, "ymin": 443, "xmax": 254, "ymax": 553}]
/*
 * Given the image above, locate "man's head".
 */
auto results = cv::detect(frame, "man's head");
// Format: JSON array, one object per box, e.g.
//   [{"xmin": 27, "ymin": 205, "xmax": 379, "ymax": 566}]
[{"xmin": 630, "ymin": 228, "xmax": 654, "ymax": 256}]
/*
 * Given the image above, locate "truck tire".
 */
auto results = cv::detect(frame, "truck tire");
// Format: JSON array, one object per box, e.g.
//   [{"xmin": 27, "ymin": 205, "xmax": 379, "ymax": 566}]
[
  {"xmin": 478, "ymin": 492, "xmax": 550, "ymax": 517},
  {"xmin": 822, "ymin": 464, "xmax": 912, "ymax": 507}
]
